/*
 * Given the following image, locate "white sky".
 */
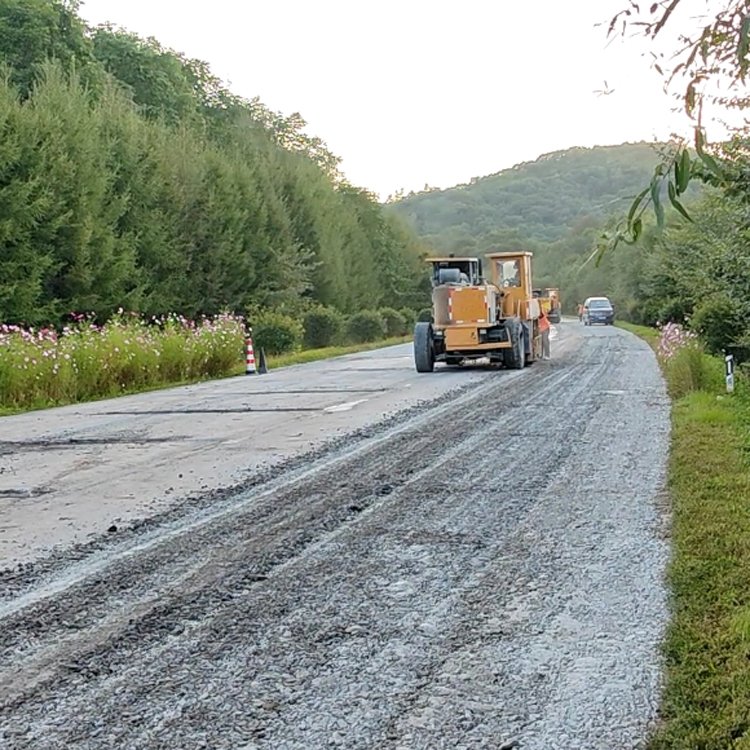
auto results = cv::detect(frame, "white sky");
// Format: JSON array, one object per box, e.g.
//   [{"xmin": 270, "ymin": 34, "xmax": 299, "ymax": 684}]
[{"xmin": 78, "ymin": 0, "xmax": 694, "ymax": 199}]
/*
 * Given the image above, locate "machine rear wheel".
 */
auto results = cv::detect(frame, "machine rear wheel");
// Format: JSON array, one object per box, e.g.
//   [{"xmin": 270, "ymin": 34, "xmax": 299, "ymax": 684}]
[
  {"xmin": 414, "ymin": 322, "xmax": 435, "ymax": 373},
  {"xmin": 503, "ymin": 321, "xmax": 525, "ymax": 370}
]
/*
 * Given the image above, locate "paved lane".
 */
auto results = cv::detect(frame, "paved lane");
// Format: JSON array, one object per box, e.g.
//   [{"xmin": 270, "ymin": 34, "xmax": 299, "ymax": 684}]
[{"xmin": 0, "ymin": 328, "xmax": 574, "ymax": 565}]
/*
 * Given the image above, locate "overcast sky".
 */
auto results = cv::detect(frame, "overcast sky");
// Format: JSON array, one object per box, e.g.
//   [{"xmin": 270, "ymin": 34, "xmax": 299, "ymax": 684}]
[{"xmin": 78, "ymin": 0, "xmax": 691, "ymax": 198}]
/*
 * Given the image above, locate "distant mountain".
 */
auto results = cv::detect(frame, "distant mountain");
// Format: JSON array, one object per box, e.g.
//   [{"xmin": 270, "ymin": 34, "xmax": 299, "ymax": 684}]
[{"xmin": 388, "ymin": 142, "xmax": 663, "ymax": 249}]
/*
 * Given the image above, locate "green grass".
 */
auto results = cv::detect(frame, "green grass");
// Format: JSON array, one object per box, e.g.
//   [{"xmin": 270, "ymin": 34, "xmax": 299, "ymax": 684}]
[
  {"xmin": 617, "ymin": 320, "xmax": 660, "ymax": 345},
  {"xmin": 651, "ymin": 387, "xmax": 750, "ymax": 749},
  {"xmin": 624, "ymin": 324, "xmax": 750, "ymax": 748}
]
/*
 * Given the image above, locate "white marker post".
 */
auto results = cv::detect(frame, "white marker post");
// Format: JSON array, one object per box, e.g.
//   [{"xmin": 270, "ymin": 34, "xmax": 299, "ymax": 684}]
[{"xmin": 725, "ymin": 353, "xmax": 735, "ymax": 394}]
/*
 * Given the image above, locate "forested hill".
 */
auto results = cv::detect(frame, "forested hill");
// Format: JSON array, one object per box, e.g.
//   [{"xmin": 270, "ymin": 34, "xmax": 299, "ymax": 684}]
[
  {"xmin": 389, "ymin": 143, "xmax": 662, "ymax": 248},
  {"xmin": 0, "ymin": 0, "xmax": 427, "ymax": 325},
  {"xmin": 387, "ymin": 142, "xmax": 687, "ymax": 318}
]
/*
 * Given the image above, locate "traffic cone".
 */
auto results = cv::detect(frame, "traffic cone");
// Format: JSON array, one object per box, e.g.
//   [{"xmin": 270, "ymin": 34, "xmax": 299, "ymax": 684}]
[
  {"xmin": 245, "ymin": 336, "xmax": 256, "ymax": 375},
  {"xmin": 258, "ymin": 347, "xmax": 269, "ymax": 374}
]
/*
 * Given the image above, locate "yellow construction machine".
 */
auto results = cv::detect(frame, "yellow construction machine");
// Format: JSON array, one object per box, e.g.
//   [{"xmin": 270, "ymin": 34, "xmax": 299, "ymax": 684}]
[
  {"xmin": 534, "ymin": 287, "xmax": 562, "ymax": 323},
  {"xmin": 414, "ymin": 252, "xmax": 543, "ymax": 372}
]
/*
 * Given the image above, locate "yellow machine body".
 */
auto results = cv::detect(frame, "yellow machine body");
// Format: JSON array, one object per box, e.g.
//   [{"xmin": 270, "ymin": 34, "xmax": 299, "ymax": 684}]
[{"xmin": 413, "ymin": 252, "xmax": 543, "ymax": 372}]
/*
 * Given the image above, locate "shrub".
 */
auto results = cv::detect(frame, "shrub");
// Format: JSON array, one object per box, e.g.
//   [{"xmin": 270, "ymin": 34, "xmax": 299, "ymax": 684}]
[
  {"xmin": 663, "ymin": 345, "xmax": 724, "ymax": 399},
  {"xmin": 250, "ymin": 311, "xmax": 302, "ymax": 355},
  {"xmin": 416, "ymin": 307, "xmax": 433, "ymax": 323},
  {"xmin": 303, "ymin": 306, "xmax": 343, "ymax": 349},
  {"xmin": 691, "ymin": 296, "xmax": 745, "ymax": 355},
  {"xmin": 399, "ymin": 308, "xmax": 417, "ymax": 328},
  {"xmin": 657, "ymin": 297, "xmax": 691, "ymax": 326},
  {"xmin": 657, "ymin": 321, "xmax": 724, "ymax": 398},
  {"xmin": 345, "ymin": 310, "xmax": 386, "ymax": 343},
  {"xmin": 380, "ymin": 307, "xmax": 408, "ymax": 337}
]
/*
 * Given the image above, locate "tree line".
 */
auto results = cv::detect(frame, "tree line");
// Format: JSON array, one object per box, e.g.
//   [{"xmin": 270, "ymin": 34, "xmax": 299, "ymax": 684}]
[
  {"xmin": 391, "ymin": 135, "xmax": 750, "ymax": 357},
  {"xmin": 0, "ymin": 0, "xmax": 429, "ymax": 326}
]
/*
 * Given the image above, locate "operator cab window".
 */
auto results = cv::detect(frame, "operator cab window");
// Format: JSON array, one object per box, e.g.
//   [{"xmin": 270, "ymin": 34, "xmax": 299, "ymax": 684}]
[
  {"xmin": 433, "ymin": 260, "xmax": 478, "ymax": 287},
  {"xmin": 497, "ymin": 259, "xmax": 520, "ymax": 288}
]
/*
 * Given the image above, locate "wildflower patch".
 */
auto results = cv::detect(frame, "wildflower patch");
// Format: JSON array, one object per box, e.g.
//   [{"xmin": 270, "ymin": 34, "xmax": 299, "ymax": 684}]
[{"xmin": 0, "ymin": 312, "xmax": 246, "ymax": 411}]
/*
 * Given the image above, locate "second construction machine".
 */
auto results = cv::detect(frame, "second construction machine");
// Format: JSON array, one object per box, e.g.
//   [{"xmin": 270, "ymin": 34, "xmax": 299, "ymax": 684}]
[
  {"xmin": 414, "ymin": 252, "xmax": 543, "ymax": 372},
  {"xmin": 534, "ymin": 287, "xmax": 562, "ymax": 323}
]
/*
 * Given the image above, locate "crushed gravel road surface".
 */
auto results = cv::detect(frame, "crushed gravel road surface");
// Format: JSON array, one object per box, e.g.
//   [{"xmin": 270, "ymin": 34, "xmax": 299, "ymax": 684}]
[{"xmin": 0, "ymin": 323, "xmax": 670, "ymax": 749}]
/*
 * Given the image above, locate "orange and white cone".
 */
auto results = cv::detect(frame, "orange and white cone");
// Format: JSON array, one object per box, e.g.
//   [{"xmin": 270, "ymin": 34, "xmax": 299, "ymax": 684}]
[{"xmin": 245, "ymin": 336, "xmax": 256, "ymax": 375}]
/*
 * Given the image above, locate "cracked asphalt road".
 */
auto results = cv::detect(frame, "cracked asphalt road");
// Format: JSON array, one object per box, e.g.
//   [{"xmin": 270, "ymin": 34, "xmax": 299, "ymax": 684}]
[{"xmin": 0, "ymin": 322, "xmax": 670, "ymax": 749}]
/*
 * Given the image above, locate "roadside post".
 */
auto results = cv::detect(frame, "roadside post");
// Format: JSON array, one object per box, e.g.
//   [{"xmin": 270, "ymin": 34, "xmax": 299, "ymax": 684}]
[
  {"xmin": 257, "ymin": 347, "xmax": 269, "ymax": 374},
  {"xmin": 725, "ymin": 353, "xmax": 735, "ymax": 394}
]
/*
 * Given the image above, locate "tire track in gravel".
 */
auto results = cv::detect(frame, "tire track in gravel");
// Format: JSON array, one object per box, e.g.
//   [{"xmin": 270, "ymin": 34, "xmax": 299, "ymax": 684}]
[
  {"xmin": 0, "ymin": 327, "xmax": 669, "ymax": 750},
  {"xmin": 0, "ymin": 357, "xmax": 577, "ymax": 706}
]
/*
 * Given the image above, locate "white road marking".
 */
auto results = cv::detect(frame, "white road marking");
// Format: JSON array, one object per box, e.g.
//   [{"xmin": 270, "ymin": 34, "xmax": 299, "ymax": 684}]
[{"xmin": 323, "ymin": 399, "xmax": 368, "ymax": 413}]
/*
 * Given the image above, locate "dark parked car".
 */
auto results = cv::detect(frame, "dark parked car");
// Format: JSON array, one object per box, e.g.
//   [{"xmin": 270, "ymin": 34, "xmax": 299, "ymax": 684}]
[{"xmin": 583, "ymin": 296, "xmax": 614, "ymax": 325}]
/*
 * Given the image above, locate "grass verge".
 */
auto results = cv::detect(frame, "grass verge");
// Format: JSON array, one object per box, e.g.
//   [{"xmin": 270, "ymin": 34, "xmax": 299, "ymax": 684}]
[
  {"xmin": 651, "ymin": 387, "xmax": 750, "ymax": 749},
  {"xmin": 616, "ymin": 320, "xmax": 660, "ymax": 346},
  {"xmin": 624, "ymin": 324, "xmax": 750, "ymax": 748}
]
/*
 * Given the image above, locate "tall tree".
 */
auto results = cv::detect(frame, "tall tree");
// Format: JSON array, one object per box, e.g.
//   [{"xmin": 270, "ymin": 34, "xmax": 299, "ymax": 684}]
[{"xmin": 0, "ymin": 0, "xmax": 97, "ymax": 97}]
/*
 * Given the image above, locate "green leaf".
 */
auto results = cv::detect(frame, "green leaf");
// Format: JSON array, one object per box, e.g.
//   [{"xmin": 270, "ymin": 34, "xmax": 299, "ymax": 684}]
[
  {"xmin": 667, "ymin": 182, "xmax": 693, "ymax": 222},
  {"xmin": 632, "ymin": 217, "xmax": 643, "ymax": 241},
  {"xmin": 678, "ymin": 149, "xmax": 691, "ymax": 193},
  {"xmin": 694, "ymin": 129, "xmax": 722, "ymax": 176},
  {"xmin": 685, "ymin": 84, "xmax": 696, "ymax": 115},
  {"xmin": 699, "ymin": 151, "xmax": 721, "ymax": 175},
  {"xmin": 694, "ymin": 127, "xmax": 705, "ymax": 155},
  {"xmin": 627, "ymin": 187, "xmax": 650, "ymax": 223}
]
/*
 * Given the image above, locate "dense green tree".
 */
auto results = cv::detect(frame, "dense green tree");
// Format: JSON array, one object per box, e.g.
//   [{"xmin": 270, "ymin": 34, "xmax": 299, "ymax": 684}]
[
  {"xmin": 0, "ymin": 76, "xmax": 58, "ymax": 321},
  {"xmin": 0, "ymin": 0, "xmax": 97, "ymax": 96},
  {"xmin": 30, "ymin": 66, "xmax": 139, "ymax": 318},
  {"xmin": 90, "ymin": 27, "xmax": 202, "ymax": 126},
  {"xmin": 390, "ymin": 144, "xmax": 664, "ymax": 245},
  {"xmin": 0, "ymin": 1, "xmax": 425, "ymax": 326}
]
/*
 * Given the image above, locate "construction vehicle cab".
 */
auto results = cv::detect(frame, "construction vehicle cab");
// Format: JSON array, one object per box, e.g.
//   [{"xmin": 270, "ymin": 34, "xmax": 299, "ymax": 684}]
[
  {"xmin": 429, "ymin": 257, "xmax": 482, "ymax": 287},
  {"xmin": 414, "ymin": 251, "xmax": 543, "ymax": 373}
]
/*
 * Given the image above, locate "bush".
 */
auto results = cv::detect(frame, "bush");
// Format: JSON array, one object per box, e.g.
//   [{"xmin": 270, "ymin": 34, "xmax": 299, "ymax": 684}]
[
  {"xmin": 691, "ymin": 296, "xmax": 745, "ymax": 355},
  {"xmin": 345, "ymin": 310, "xmax": 386, "ymax": 343},
  {"xmin": 663, "ymin": 345, "xmax": 724, "ymax": 399},
  {"xmin": 657, "ymin": 297, "xmax": 691, "ymax": 326},
  {"xmin": 657, "ymin": 321, "xmax": 724, "ymax": 398},
  {"xmin": 250, "ymin": 311, "xmax": 302, "ymax": 355},
  {"xmin": 416, "ymin": 307, "xmax": 433, "ymax": 323},
  {"xmin": 399, "ymin": 308, "xmax": 417, "ymax": 328},
  {"xmin": 380, "ymin": 307, "xmax": 408, "ymax": 337},
  {"xmin": 303, "ymin": 306, "xmax": 343, "ymax": 349}
]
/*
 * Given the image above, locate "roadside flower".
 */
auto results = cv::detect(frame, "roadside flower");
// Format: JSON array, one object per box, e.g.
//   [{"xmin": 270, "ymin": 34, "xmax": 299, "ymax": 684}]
[{"xmin": 657, "ymin": 322, "xmax": 697, "ymax": 361}]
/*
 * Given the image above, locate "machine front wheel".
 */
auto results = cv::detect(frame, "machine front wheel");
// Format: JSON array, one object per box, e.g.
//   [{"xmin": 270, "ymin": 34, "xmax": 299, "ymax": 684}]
[{"xmin": 414, "ymin": 322, "xmax": 435, "ymax": 373}]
